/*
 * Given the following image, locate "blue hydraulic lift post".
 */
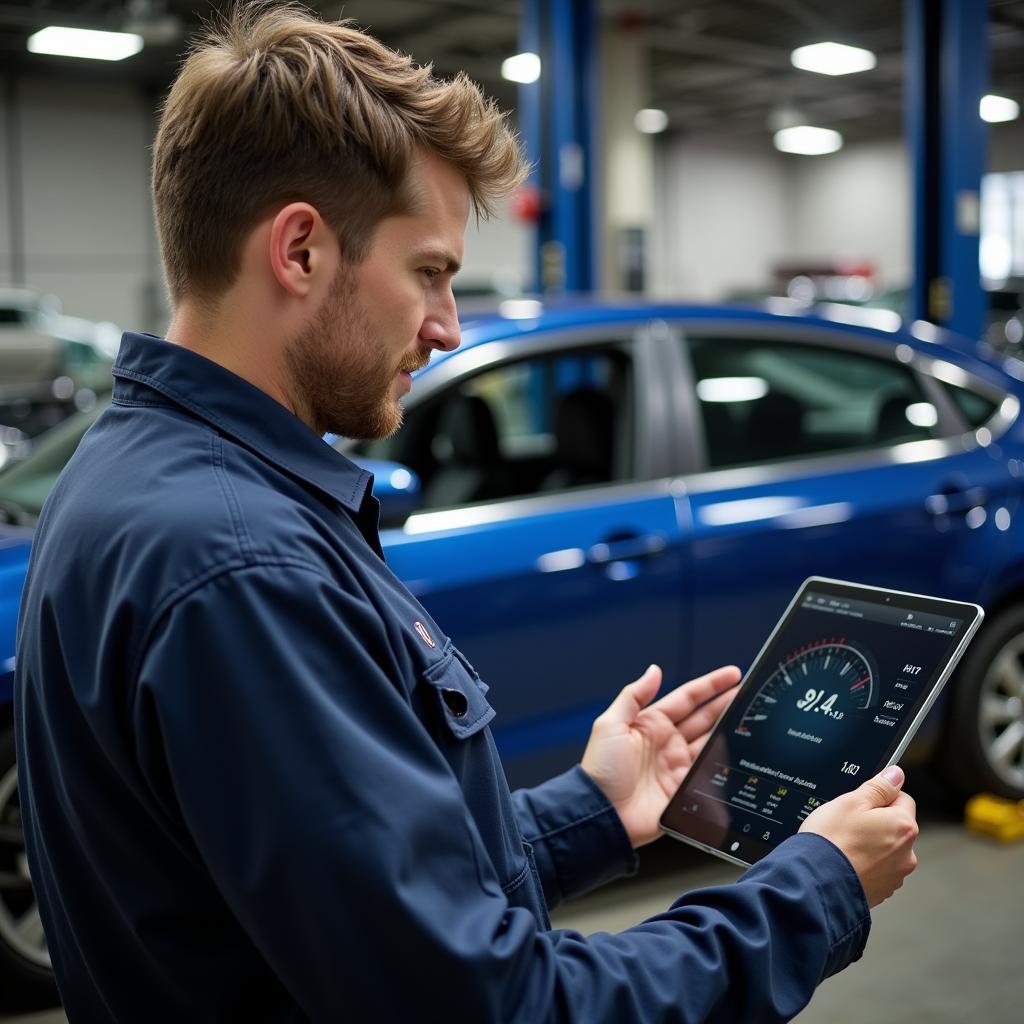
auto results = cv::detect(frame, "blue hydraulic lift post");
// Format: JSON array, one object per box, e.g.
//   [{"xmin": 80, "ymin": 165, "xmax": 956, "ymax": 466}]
[
  {"xmin": 906, "ymin": 0, "xmax": 989, "ymax": 339},
  {"xmin": 519, "ymin": 0, "xmax": 543, "ymax": 294},
  {"xmin": 940, "ymin": 0, "xmax": 988, "ymax": 341},
  {"xmin": 905, "ymin": 0, "xmax": 936, "ymax": 326},
  {"xmin": 520, "ymin": 0, "xmax": 598, "ymax": 295}
]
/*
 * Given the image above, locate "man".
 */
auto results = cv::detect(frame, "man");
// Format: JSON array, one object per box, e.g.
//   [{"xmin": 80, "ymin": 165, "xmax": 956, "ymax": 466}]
[{"xmin": 15, "ymin": 3, "xmax": 918, "ymax": 1021}]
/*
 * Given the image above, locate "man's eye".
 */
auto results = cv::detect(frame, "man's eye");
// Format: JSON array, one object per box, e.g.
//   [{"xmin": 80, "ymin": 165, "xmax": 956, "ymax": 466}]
[{"xmin": 421, "ymin": 268, "xmax": 441, "ymax": 282}]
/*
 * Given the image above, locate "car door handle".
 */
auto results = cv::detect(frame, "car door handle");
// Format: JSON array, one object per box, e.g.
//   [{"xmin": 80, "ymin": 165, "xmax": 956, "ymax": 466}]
[
  {"xmin": 587, "ymin": 534, "xmax": 668, "ymax": 565},
  {"xmin": 925, "ymin": 487, "xmax": 988, "ymax": 516}
]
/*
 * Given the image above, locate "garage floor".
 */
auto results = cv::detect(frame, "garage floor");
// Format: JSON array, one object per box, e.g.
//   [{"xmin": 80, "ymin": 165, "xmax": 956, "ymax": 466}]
[{"xmin": 3, "ymin": 777, "xmax": 1022, "ymax": 1024}]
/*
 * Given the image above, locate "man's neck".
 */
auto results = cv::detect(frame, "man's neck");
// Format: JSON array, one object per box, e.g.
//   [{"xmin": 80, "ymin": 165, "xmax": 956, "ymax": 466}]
[{"xmin": 165, "ymin": 302, "xmax": 304, "ymax": 425}]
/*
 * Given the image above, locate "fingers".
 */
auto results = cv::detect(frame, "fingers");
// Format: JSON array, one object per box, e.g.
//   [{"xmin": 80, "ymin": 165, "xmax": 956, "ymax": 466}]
[
  {"xmin": 678, "ymin": 686, "xmax": 737, "ymax": 743},
  {"xmin": 597, "ymin": 664, "xmax": 663, "ymax": 726},
  {"xmin": 893, "ymin": 790, "xmax": 917, "ymax": 820},
  {"xmin": 857, "ymin": 764, "xmax": 906, "ymax": 809},
  {"xmin": 649, "ymin": 665, "xmax": 741, "ymax": 724}
]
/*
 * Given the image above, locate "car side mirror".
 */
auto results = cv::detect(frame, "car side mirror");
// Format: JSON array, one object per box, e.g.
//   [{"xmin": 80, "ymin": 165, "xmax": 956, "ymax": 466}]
[{"xmin": 358, "ymin": 458, "xmax": 422, "ymax": 529}]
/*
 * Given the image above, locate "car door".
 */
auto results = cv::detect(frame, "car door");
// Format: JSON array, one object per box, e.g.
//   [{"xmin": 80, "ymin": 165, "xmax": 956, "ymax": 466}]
[
  {"xmin": 669, "ymin": 323, "xmax": 1020, "ymax": 680},
  {"xmin": 361, "ymin": 325, "xmax": 689, "ymax": 786}
]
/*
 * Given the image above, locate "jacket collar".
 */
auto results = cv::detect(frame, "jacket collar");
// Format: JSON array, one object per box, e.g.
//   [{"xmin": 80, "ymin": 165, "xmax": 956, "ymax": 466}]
[{"xmin": 111, "ymin": 332, "xmax": 373, "ymax": 513}]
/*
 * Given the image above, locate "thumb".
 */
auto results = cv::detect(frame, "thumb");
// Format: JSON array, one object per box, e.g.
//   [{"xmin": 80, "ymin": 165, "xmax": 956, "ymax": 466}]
[
  {"xmin": 857, "ymin": 764, "xmax": 905, "ymax": 808},
  {"xmin": 601, "ymin": 664, "xmax": 663, "ymax": 725}
]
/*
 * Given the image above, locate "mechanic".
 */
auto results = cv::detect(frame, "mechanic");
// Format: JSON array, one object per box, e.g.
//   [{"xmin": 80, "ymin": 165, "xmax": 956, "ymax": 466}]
[{"xmin": 15, "ymin": 3, "xmax": 919, "ymax": 1021}]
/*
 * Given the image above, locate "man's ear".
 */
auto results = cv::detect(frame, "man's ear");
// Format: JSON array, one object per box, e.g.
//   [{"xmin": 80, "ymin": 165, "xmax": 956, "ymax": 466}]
[{"xmin": 268, "ymin": 203, "xmax": 338, "ymax": 298}]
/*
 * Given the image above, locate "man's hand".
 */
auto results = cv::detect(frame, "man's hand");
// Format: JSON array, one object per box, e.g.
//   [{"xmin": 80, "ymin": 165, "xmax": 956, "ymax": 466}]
[
  {"xmin": 799, "ymin": 765, "xmax": 919, "ymax": 908},
  {"xmin": 581, "ymin": 664, "xmax": 741, "ymax": 848}
]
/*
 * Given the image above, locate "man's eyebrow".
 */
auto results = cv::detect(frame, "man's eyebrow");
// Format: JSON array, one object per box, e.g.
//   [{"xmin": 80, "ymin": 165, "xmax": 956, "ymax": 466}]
[{"xmin": 413, "ymin": 247, "xmax": 462, "ymax": 275}]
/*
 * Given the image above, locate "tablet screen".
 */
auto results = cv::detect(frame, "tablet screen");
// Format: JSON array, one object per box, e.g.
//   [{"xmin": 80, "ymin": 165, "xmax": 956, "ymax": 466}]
[{"xmin": 659, "ymin": 578, "xmax": 983, "ymax": 865}]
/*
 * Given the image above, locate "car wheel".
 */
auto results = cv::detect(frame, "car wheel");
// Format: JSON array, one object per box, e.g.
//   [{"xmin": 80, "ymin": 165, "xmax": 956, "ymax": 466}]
[
  {"xmin": 942, "ymin": 604, "xmax": 1024, "ymax": 801},
  {"xmin": 0, "ymin": 724, "xmax": 58, "ymax": 1009}
]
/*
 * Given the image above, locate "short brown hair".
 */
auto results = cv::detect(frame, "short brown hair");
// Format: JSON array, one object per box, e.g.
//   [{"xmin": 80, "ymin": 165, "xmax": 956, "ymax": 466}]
[{"xmin": 152, "ymin": 1, "xmax": 525, "ymax": 306}]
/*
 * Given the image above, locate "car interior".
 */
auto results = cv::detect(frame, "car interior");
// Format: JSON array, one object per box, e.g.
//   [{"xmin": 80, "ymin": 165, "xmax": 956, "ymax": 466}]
[
  {"xmin": 687, "ymin": 335, "xmax": 938, "ymax": 469},
  {"xmin": 359, "ymin": 347, "xmax": 634, "ymax": 510}
]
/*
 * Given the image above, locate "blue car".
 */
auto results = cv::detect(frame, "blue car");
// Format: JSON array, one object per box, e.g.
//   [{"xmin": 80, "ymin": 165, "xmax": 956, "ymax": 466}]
[{"xmin": 2, "ymin": 298, "xmax": 1024, "ymax": 998}]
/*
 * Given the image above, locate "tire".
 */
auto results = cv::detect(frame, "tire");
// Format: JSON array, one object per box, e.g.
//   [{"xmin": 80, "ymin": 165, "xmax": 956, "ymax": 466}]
[
  {"xmin": 941, "ymin": 604, "xmax": 1024, "ymax": 801},
  {"xmin": 0, "ymin": 724, "xmax": 58, "ymax": 1010}
]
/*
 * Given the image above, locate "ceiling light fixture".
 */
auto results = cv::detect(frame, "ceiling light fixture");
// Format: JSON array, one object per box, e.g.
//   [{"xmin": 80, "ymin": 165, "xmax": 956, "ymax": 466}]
[
  {"xmin": 791, "ymin": 41, "xmax": 877, "ymax": 76},
  {"xmin": 634, "ymin": 108, "xmax": 668, "ymax": 134},
  {"xmin": 501, "ymin": 52, "xmax": 541, "ymax": 84},
  {"xmin": 980, "ymin": 94, "xmax": 1020, "ymax": 123},
  {"xmin": 773, "ymin": 125, "xmax": 843, "ymax": 155},
  {"xmin": 27, "ymin": 26, "xmax": 143, "ymax": 61}
]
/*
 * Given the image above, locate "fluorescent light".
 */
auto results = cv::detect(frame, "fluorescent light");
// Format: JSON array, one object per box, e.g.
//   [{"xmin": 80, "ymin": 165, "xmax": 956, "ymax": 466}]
[
  {"xmin": 696, "ymin": 377, "xmax": 769, "ymax": 403},
  {"xmin": 774, "ymin": 125, "xmax": 843, "ymax": 155},
  {"xmin": 980, "ymin": 94, "xmax": 1019, "ymax": 123},
  {"xmin": 791, "ymin": 41, "xmax": 877, "ymax": 76},
  {"xmin": 634, "ymin": 108, "xmax": 668, "ymax": 134},
  {"xmin": 502, "ymin": 52, "xmax": 540, "ymax": 84},
  {"xmin": 28, "ymin": 26, "xmax": 143, "ymax": 61}
]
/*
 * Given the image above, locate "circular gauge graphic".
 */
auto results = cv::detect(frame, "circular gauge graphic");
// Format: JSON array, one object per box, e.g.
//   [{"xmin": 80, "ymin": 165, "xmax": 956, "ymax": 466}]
[{"xmin": 735, "ymin": 638, "xmax": 878, "ymax": 737}]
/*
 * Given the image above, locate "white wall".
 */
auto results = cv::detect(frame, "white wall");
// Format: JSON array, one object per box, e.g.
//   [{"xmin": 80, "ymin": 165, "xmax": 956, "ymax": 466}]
[
  {"xmin": 460, "ymin": 195, "xmax": 532, "ymax": 296},
  {"xmin": 653, "ymin": 135, "xmax": 911, "ymax": 299},
  {"xmin": 6, "ymin": 72, "xmax": 1024, "ymax": 325},
  {"xmin": 0, "ymin": 85, "xmax": 10, "ymax": 283},
  {"xmin": 651, "ymin": 136, "xmax": 789, "ymax": 300},
  {"xmin": 0, "ymin": 76, "xmax": 530, "ymax": 327},
  {"xmin": 2, "ymin": 77, "xmax": 161, "ymax": 332},
  {"xmin": 785, "ymin": 139, "xmax": 910, "ymax": 289},
  {"xmin": 653, "ymin": 122, "xmax": 1024, "ymax": 305}
]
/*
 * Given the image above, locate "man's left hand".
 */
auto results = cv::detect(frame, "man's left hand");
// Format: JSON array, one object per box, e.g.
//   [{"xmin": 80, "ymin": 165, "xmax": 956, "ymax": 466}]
[{"xmin": 581, "ymin": 664, "xmax": 741, "ymax": 848}]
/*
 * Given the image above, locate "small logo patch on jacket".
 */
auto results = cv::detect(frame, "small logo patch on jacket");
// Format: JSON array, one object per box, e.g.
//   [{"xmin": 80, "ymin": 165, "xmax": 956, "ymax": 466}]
[{"xmin": 414, "ymin": 621, "xmax": 436, "ymax": 648}]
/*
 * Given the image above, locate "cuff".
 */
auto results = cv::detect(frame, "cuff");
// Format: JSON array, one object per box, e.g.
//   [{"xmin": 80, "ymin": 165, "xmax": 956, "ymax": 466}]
[
  {"xmin": 742, "ymin": 832, "xmax": 871, "ymax": 979},
  {"xmin": 512, "ymin": 765, "xmax": 638, "ymax": 909}
]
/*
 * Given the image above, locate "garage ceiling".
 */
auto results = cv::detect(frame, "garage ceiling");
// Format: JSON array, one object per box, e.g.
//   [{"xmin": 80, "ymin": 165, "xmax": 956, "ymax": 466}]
[{"xmin": 0, "ymin": 0, "xmax": 1022, "ymax": 144}]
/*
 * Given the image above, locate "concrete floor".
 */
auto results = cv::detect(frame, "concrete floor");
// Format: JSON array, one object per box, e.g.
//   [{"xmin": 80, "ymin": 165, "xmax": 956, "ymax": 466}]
[{"xmin": 4, "ymin": 786, "xmax": 1022, "ymax": 1023}]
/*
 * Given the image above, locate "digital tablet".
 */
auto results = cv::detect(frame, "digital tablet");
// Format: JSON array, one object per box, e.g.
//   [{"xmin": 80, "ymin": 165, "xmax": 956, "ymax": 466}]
[{"xmin": 659, "ymin": 577, "xmax": 984, "ymax": 867}]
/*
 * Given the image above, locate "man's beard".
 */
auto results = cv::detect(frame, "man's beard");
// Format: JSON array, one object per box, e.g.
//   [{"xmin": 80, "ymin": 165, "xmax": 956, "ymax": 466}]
[{"xmin": 284, "ymin": 266, "xmax": 429, "ymax": 440}]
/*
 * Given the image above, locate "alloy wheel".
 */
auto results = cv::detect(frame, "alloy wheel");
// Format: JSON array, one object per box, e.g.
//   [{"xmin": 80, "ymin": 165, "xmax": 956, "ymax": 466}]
[
  {"xmin": 978, "ymin": 634, "xmax": 1024, "ymax": 793},
  {"xmin": 0, "ymin": 763, "xmax": 49, "ymax": 972}
]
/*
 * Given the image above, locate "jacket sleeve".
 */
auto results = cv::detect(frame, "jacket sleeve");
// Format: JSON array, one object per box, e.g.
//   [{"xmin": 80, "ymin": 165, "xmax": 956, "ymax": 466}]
[
  {"xmin": 512, "ymin": 766, "xmax": 639, "ymax": 909},
  {"xmin": 133, "ymin": 561, "xmax": 870, "ymax": 1024}
]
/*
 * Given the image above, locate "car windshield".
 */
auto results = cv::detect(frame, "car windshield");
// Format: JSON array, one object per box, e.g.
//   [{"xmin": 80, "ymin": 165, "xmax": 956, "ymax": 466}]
[{"xmin": 0, "ymin": 401, "xmax": 105, "ymax": 521}]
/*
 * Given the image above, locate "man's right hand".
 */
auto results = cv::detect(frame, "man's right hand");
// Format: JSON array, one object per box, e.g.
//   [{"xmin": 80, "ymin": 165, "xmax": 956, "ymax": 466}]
[{"xmin": 799, "ymin": 764, "xmax": 919, "ymax": 908}]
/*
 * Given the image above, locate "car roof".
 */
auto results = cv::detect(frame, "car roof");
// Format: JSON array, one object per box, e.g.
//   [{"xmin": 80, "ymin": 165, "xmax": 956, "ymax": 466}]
[{"xmin": 445, "ymin": 296, "xmax": 1008, "ymax": 379}]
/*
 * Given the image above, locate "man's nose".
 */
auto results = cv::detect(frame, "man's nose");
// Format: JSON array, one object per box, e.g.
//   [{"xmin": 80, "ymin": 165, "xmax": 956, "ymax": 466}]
[{"xmin": 420, "ymin": 288, "xmax": 461, "ymax": 352}]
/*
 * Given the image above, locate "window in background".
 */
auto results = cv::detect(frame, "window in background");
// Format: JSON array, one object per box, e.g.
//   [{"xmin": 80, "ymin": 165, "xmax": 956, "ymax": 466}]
[{"xmin": 981, "ymin": 171, "xmax": 1024, "ymax": 283}]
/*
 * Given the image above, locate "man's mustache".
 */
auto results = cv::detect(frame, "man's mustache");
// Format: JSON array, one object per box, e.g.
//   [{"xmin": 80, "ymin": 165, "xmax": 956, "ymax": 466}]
[{"xmin": 398, "ymin": 349, "xmax": 432, "ymax": 375}]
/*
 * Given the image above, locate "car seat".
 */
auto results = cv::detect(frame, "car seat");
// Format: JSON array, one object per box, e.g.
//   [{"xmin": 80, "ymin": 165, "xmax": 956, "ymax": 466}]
[
  {"xmin": 421, "ymin": 394, "xmax": 511, "ymax": 508},
  {"xmin": 542, "ymin": 388, "xmax": 616, "ymax": 490}
]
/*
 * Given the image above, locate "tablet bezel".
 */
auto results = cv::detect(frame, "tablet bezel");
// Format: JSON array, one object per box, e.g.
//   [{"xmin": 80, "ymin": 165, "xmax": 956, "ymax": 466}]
[{"xmin": 658, "ymin": 576, "xmax": 984, "ymax": 868}]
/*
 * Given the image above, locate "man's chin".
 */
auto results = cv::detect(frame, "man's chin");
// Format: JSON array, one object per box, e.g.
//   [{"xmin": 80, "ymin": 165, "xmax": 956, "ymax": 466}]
[{"xmin": 332, "ymin": 401, "xmax": 404, "ymax": 442}]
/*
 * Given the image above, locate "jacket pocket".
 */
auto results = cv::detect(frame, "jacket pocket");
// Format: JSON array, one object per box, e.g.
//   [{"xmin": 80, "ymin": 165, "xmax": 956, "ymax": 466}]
[{"xmin": 422, "ymin": 642, "xmax": 495, "ymax": 740}]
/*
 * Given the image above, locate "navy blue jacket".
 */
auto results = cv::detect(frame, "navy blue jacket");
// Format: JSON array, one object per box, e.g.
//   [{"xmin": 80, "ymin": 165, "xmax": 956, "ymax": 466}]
[{"xmin": 15, "ymin": 333, "xmax": 870, "ymax": 1022}]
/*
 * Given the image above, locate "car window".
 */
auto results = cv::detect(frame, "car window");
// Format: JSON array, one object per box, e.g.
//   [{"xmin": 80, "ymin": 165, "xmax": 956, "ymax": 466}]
[
  {"xmin": 685, "ymin": 335, "xmax": 935, "ymax": 470},
  {"xmin": 360, "ymin": 345, "xmax": 633, "ymax": 510},
  {"xmin": 937, "ymin": 380, "xmax": 1000, "ymax": 428}
]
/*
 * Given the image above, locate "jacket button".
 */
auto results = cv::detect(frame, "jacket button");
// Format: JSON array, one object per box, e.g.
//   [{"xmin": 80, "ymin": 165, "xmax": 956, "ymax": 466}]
[{"xmin": 441, "ymin": 688, "xmax": 468, "ymax": 718}]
